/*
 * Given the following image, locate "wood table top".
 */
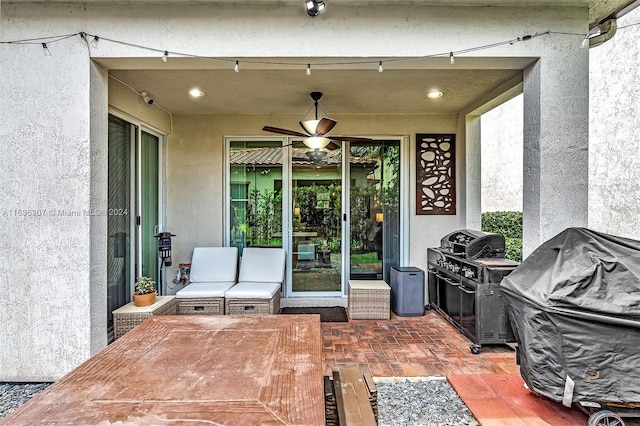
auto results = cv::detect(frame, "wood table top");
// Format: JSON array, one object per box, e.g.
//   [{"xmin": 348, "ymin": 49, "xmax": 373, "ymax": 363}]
[{"xmin": 2, "ymin": 315, "xmax": 324, "ymax": 425}]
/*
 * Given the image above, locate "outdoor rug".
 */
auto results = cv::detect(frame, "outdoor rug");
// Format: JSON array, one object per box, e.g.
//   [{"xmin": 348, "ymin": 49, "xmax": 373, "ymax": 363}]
[{"xmin": 280, "ymin": 307, "xmax": 348, "ymax": 322}]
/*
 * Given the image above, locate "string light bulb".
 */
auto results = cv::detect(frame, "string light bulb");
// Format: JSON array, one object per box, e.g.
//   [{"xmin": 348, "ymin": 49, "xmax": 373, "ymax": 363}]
[
  {"xmin": 42, "ymin": 42, "xmax": 52, "ymax": 57},
  {"xmin": 378, "ymin": 60, "xmax": 384, "ymax": 73},
  {"xmin": 450, "ymin": 51, "xmax": 455, "ymax": 65},
  {"xmin": 234, "ymin": 60, "xmax": 239, "ymax": 72},
  {"xmin": 162, "ymin": 50, "xmax": 168, "ymax": 62},
  {"xmin": 79, "ymin": 32, "xmax": 87, "ymax": 44},
  {"xmin": 306, "ymin": 64, "xmax": 311, "ymax": 76},
  {"xmin": 90, "ymin": 36, "xmax": 99, "ymax": 48}
]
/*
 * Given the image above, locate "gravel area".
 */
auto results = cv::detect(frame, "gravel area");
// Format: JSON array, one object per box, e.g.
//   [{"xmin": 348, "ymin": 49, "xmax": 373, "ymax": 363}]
[
  {"xmin": 0, "ymin": 382, "xmax": 51, "ymax": 420},
  {"xmin": 1, "ymin": 378, "xmax": 476, "ymax": 425},
  {"xmin": 375, "ymin": 377, "xmax": 479, "ymax": 426}
]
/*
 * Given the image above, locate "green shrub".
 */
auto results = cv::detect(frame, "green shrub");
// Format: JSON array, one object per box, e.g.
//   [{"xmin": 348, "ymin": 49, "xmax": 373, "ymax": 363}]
[
  {"xmin": 481, "ymin": 211, "xmax": 523, "ymax": 262},
  {"xmin": 505, "ymin": 237, "xmax": 523, "ymax": 263}
]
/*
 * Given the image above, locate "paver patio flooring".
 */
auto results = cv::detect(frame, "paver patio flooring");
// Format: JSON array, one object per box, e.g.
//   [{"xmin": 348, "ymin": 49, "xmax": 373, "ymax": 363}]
[{"xmin": 321, "ymin": 309, "xmax": 518, "ymax": 377}]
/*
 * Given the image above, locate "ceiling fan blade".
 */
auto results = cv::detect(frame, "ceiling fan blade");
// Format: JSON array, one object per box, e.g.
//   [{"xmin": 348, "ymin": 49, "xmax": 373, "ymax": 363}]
[
  {"xmin": 325, "ymin": 141, "xmax": 341, "ymax": 150},
  {"xmin": 315, "ymin": 118, "xmax": 337, "ymax": 135},
  {"xmin": 262, "ymin": 126, "xmax": 308, "ymax": 137},
  {"xmin": 330, "ymin": 136, "xmax": 374, "ymax": 143}
]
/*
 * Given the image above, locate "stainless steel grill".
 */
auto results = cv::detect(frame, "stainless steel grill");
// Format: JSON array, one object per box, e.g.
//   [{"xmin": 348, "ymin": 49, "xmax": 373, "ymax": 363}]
[{"xmin": 427, "ymin": 229, "xmax": 518, "ymax": 354}]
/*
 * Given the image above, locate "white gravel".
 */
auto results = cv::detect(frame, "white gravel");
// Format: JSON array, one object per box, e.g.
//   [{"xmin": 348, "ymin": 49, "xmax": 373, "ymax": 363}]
[
  {"xmin": 375, "ymin": 377, "xmax": 479, "ymax": 426},
  {"xmin": 0, "ymin": 382, "xmax": 51, "ymax": 420}
]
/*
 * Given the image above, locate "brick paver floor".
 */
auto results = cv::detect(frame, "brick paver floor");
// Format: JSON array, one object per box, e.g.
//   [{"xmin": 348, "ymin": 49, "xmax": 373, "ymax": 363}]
[{"xmin": 321, "ymin": 309, "xmax": 518, "ymax": 377}]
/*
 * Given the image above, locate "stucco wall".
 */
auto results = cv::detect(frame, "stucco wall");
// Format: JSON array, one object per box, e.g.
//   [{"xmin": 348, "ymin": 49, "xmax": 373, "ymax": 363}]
[
  {"xmin": 0, "ymin": 43, "xmax": 98, "ymax": 381},
  {"xmin": 589, "ymin": 9, "xmax": 640, "ymax": 241},
  {"xmin": 109, "ymin": 78, "xmax": 172, "ymax": 135},
  {"xmin": 1, "ymin": 1, "xmax": 591, "ymax": 380},
  {"xmin": 480, "ymin": 7, "xmax": 640, "ymax": 242},
  {"xmin": 481, "ymin": 95, "xmax": 524, "ymax": 212},
  {"xmin": 166, "ymin": 113, "xmax": 459, "ymax": 293}
]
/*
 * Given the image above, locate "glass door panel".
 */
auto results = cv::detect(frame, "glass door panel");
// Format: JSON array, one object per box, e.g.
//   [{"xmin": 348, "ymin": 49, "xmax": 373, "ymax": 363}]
[
  {"xmin": 291, "ymin": 143, "xmax": 342, "ymax": 293},
  {"xmin": 228, "ymin": 140, "xmax": 283, "ymax": 254},
  {"xmin": 349, "ymin": 142, "xmax": 400, "ymax": 282},
  {"xmin": 139, "ymin": 131, "xmax": 159, "ymax": 286},
  {"xmin": 107, "ymin": 115, "xmax": 132, "ymax": 332}
]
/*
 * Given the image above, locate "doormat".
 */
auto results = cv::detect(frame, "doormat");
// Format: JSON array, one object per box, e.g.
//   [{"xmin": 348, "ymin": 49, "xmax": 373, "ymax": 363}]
[{"xmin": 280, "ymin": 307, "xmax": 348, "ymax": 322}]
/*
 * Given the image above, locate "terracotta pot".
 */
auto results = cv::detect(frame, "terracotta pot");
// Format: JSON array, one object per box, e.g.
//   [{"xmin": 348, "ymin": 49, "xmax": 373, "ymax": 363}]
[{"xmin": 133, "ymin": 290, "xmax": 157, "ymax": 307}]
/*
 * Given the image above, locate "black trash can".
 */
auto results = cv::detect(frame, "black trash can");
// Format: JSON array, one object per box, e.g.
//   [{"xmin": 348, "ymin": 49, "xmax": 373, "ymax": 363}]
[{"xmin": 390, "ymin": 266, "xmax": 425, "ymax": 316}]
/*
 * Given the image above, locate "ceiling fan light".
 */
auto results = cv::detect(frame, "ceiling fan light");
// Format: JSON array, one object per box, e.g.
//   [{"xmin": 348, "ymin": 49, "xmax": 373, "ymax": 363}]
[
  {"xmin": 307, "ymin": 148, "xmax": 328, "ymax": 163},
  {"xmin": 301, "ymin": 119, "xmax": 320, "ymax": 134},
  {"xmin": 304, "ymin": 136, "xmax": 330, "ymax": 149}
]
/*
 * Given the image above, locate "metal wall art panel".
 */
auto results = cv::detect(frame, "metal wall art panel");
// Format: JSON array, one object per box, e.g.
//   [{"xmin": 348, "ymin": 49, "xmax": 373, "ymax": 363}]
[{"xmin": 416, "ymin": 134, "xmax": 456, "ymax": 215}]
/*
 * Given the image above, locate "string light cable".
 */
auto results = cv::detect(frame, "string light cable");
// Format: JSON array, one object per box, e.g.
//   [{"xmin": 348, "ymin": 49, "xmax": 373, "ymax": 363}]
[
  {"xmin": 108, "ymin": 74, "xmax": 174, "ymax": 136},
  {"xmin": 3, "ymin": 27, "xmax": 628, "ymax": 71}
]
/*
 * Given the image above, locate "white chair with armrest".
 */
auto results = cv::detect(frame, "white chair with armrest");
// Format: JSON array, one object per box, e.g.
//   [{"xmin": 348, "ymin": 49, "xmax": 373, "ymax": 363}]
[
  {"xmin": 175, "ymin": 246, "xmax": 238, "ymax": 314},
  {"xmin": 224, "ymin": 247, "xmax": 285, "ymax": 315}
]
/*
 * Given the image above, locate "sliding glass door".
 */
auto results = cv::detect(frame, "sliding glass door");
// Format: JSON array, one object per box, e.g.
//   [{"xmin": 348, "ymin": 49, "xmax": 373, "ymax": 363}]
[
  {"xmin": 138, "ymin": 131, "xmax": 160, "ymax": 284},
  {"xmin": 228, "ymin": 140, "xmax": 284, "ymax": 254},
  {"xmin": 107, "ymin": 116, "xmax": 133, "ymax": 334},
  {"xmin": 291, "ymin": 142, "xmax": 342, "ymax": 295},
  {"xmin": 349, "ymin": 141, "xmax": 401, "ymax": 283},
  {"xmin": 226, "ymin": 137, "xmax": 402, "ymax": 297},
  {"xmin": 107, "ymin": 115, "xmax": 163, "ymax": 338}
]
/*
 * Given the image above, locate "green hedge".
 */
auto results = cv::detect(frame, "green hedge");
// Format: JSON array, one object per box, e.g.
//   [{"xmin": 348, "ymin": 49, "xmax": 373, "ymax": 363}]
[{"xmin": 481, "ymin": 211, "xmax": 522, "ymax": 262}]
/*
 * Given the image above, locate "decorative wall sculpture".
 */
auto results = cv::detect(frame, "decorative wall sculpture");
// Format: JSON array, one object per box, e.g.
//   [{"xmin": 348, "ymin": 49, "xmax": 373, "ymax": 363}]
[{"xmin": 416, "ymin": 134, "xmax": 456, "ymax": 215}]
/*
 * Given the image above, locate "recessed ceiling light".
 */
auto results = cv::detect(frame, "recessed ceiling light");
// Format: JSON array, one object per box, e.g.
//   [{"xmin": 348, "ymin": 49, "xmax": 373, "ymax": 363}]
[
  {"xmin": 188, "ymin": 88, "xmax": 205, "ymax": 98},
  {"xmin": 426, "ymin": 90, "xmax": 444, "ymax": 99}
]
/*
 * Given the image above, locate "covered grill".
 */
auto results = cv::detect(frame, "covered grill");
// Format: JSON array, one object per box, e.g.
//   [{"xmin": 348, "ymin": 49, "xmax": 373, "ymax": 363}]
[
  {"xmin": 427, "ymin": 229, "xmax": 518, "ymax": 353},
  {"xmin": 501, "ymin": 227, "xmax": 640, "ymax": 405}
]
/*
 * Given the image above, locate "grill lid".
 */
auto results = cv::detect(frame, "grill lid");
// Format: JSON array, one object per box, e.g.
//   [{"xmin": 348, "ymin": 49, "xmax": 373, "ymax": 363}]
[{"xmin": 440, "ymin": 229, "xmax": 505, "ymax": 259}]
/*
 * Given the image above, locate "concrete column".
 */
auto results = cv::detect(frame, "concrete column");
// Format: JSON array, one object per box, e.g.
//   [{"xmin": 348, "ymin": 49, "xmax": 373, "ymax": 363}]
[
  {"xmin": 0, "ymin": 44, "xmax": 106, "ymax": 381},
  {"xmin": 89, "ymin": 62, "xmax": 109, "ymax": 356},
  {"xmin": 523, "ymin": 58, "xmax": 589, "ymax": 257},
  {"xmin": 465, "ymin": 115, "xmax": 482, "ymax": 230}
]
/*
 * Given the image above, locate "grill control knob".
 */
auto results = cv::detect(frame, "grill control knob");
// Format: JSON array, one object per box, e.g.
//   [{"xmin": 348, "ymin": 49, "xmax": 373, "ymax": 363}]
[
  {"xmin": 452, "ymin": 265, "xmax": 461, "ymax": 273},
  {"xmin": 463, "ymin": 268, "xmax": 474, "ymax": 278}
]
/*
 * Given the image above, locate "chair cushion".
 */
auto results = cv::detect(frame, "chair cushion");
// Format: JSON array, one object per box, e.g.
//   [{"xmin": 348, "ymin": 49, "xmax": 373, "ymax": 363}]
[
  {"xmin": 190, "ymin": 247, "xmax": 238, "ymax": 283},
  {"xmin": 176, "ymin": 282, "xmax": 236, "ymax": 298},
  {"xmin": 238, "ymin": 247, "xmax": 286, "ymax": 284},
  {"xmin": 224, "ymin": 282, "xmax": 281, "ymax": 299}
]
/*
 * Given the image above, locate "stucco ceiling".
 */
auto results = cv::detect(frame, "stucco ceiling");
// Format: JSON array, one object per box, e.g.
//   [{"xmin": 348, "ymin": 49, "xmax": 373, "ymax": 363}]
[
  {"xmin": 87, "ymin": 0, "xmax": 636, "ymax": 116},
  {"xmin": 108, "ymin": 69, "xmax": 523, "ymax": 116},
  {"xmin": 106, "ymin": 57, "xmax": 530, "ymax": 115}
]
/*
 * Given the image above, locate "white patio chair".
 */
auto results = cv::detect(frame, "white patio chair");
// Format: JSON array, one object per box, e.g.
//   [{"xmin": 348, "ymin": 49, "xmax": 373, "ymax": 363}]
[
  {"xmin": 224, "ymin": 247, "xmax": 285, "ymax": 315},
  {"xmin": 175, "ymin": 246, "xmax": 238, "ymax": 314}
]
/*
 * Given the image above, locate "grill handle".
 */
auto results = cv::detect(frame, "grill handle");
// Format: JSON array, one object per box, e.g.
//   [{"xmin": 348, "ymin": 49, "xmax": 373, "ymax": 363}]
[
  {"xmin": 460, "ymin": 285, "xmax": 476, "ymax": 295},
  {"xmin": 441, "ymin": 276, "xmax": 459, "ymax": 287}
]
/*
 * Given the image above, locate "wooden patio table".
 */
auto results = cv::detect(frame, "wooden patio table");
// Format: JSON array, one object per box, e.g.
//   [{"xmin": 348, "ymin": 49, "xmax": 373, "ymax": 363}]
[{"xmin": 2, "ymin": 315, "xmax": 325, "ymax": 425}]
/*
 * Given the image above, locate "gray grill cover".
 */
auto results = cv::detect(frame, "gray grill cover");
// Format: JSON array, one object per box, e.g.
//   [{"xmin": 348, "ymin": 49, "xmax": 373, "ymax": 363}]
[{"xmin": 500, "ymin": 227, "xmax": 640, "ymax": 404}]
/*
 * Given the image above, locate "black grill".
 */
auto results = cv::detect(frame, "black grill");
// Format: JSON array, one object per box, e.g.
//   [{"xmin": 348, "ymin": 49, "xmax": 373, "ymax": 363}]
[{"xmin": 427, "ymin": 229, "xmax": 518, "ymax": 353}]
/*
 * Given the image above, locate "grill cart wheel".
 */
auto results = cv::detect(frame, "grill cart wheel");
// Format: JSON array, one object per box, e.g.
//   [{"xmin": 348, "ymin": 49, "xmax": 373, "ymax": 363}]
[
  {"xmin": 588, "ymin": 410, "xmax": 625, "ymax": 426},
  {"xmin": 470, "ymin": 345, "xmax": 480, "ymax": 355}
]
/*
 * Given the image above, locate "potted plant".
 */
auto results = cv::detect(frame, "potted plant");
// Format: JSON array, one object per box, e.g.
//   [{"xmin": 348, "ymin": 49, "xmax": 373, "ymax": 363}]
[{"xmin": 133, "ymin": 276, "xmax": 157, "ymax": 307}]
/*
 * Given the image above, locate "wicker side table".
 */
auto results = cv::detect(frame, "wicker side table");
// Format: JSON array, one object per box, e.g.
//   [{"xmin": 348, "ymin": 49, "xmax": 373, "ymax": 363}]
[
  {"xmin": 348, "ymin": 280, "xmax": 391, "ymax": 320},
  {"xmin": 113, "ymin": 296, "xmax": 177, "ymax": 339}
]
